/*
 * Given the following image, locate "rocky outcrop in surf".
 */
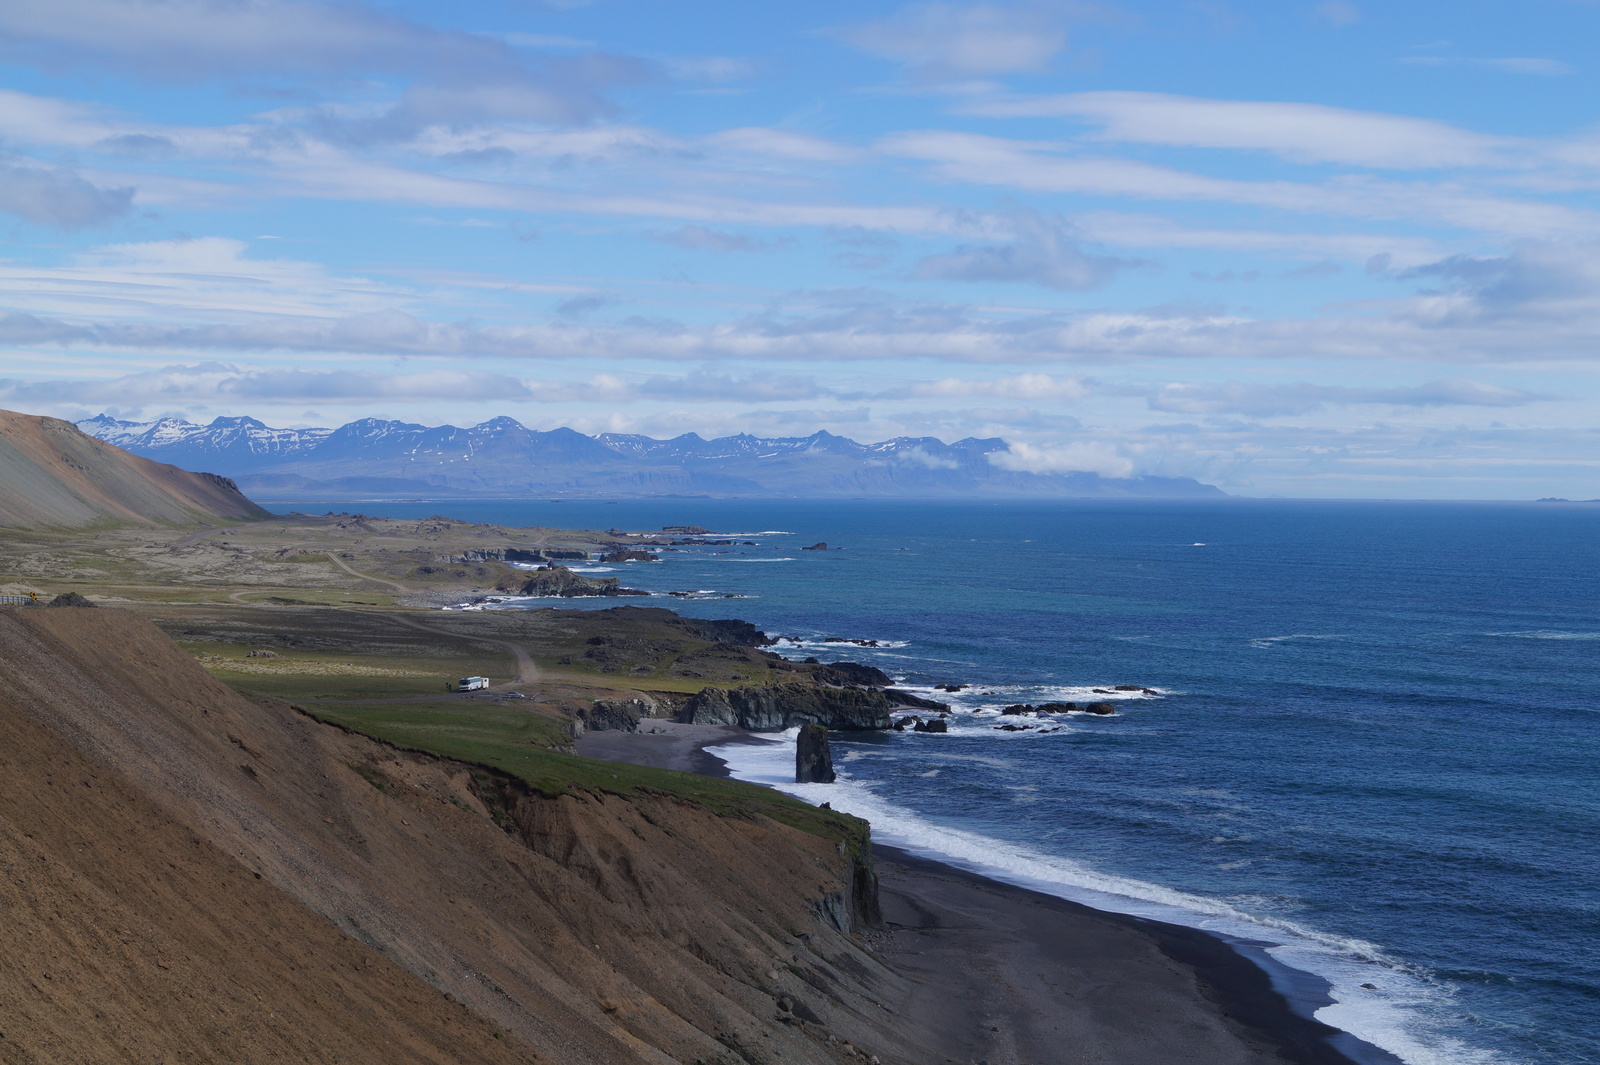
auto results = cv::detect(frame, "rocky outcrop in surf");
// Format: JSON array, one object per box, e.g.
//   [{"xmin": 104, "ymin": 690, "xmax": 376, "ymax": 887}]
[
  {"xmin": 796, "ymin": 724, "xmax": 837, "ymax": 783},
  {"xmin": 494, "ymin": 563, "xmax": 649, "ymax": 598},
  {"xmin": 679, "ymin": 681, "xmax": 893, "ymax": 732}
]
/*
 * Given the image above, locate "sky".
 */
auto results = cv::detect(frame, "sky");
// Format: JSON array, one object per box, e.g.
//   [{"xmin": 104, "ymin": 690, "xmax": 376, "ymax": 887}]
[{"xmin": 0, "ymin": 0, "xmax": 1597, "ymax": 498}]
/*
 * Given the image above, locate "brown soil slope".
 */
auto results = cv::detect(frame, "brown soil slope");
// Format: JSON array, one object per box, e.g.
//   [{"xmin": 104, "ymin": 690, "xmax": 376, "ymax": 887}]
[
  {"xmin": 0, "ymin": 410, "xmax": 267, "ymax": 528},
  {"xmin": 0, "ymin": 607, "xmax": 917, "ymax": 1065}
]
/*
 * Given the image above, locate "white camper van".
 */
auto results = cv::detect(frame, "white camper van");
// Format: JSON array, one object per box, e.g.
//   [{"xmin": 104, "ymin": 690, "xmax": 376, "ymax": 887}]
[{"xmin": 457, "ymin": 676, "xmax": 490, "ymax": 692}]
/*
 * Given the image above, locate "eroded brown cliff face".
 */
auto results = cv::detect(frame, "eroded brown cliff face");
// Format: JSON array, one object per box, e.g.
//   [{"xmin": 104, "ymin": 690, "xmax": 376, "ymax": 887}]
[{"xmin": 0, "ymin": 608, "xmax": 914, "ymax": 1065}]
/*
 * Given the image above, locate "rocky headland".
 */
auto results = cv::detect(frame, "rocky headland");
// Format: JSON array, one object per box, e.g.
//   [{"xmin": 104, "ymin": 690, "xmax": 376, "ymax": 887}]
[{"xmin": 494, "ymin": 563, "xmax": 650, "ymax": 598}]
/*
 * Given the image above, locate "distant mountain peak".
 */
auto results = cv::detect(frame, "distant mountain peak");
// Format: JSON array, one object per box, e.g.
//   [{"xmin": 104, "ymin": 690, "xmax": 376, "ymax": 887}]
[{"xmin": 76, "ymin": 412, "xmax": 1225, "ymax": 500}]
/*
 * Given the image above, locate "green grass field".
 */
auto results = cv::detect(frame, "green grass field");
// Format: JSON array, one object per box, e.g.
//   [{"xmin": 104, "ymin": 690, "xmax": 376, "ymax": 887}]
[
  {"xmin": 301, "ymin": 697, "xmax": 866, "ymax": 851},
  {"xmin": 188, "ymin": 644, "xmax": 504, "ymax": 700}
]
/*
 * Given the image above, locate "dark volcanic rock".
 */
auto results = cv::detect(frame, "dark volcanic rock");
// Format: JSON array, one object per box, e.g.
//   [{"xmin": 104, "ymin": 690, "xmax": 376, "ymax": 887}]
[
  {"xmin": 496, "ymin": 564, "xmax": 648, "ymax": 598},
  {"xmin": 912, "ymin": 718, "xmax": 947, "ymax": 734},
  {"xmin": 1083, "ymin": 702, "xmax": 1117, "ymax": 715},
  {"xmin": 47, "ymin": 592, "xmax": 96, "ymax": 608},
  {"xmin": 809, "ymin": 661, "xmax": 892, "ymax": 687},
  {"xmin": 600, "ymin": 549, "xmax": 660, "ymax": 563},
  {"xmin": 1000, "ymin": 703, "xmax": 1034, "ymax": 716},
  {"xmin": 580, "ymin": 698, "xmax": 653, "ymax": 733},
  {"xmin": 1035, "ymin": 701, "xmax": 1078, "ymax": 714},
  {"xmin": 666, "ymin": 614, "xmax": 775, "ymax": 647},
  {"xmin": 678, "ymin": 682, "xmax": 892, "ymax": 732},
  {"xmin": 795, "ymin": 724, "xmax": 837, "ymax": 783},
  {"xmin": 883, "ymin": 689, "xmax": 950, "ymax": 711}
]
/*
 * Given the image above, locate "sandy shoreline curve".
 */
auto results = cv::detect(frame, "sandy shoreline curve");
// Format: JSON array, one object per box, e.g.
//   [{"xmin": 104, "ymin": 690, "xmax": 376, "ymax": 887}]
[{"xmin": 577, "ymin": 723, "xmax": 1398, "ymax": 1065}]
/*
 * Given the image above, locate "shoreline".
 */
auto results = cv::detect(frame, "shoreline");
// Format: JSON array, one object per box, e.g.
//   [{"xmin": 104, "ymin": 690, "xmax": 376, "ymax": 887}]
[{"xmin": 577, "ymin": 723, "xmax": 1396, "ymax": 1065}]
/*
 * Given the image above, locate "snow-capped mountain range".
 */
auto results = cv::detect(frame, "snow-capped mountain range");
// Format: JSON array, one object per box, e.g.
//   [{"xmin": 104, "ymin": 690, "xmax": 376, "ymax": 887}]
[{"xmin": 78, "ymin": 413, "xmax": 1223, "ymax": 499}]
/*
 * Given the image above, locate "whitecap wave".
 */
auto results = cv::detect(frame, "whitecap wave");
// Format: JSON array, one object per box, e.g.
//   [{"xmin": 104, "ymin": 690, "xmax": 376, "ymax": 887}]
[
  {"xmin": 1249, "ymin": 634, "xmax": 1343, "ymax": 649},
  {"xmin": 1485, "ymin": 630, "xmax": 1600, "ymax": 640}
]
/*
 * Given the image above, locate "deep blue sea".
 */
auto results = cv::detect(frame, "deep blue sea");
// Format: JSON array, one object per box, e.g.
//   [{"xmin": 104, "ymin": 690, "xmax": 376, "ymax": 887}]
[{"xmin": 272, "ymin": 497, "xmax": 1600, "ymax": 1065}]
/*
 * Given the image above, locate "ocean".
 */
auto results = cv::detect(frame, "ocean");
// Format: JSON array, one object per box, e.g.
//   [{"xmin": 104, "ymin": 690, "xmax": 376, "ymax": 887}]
[{"xmin": 272, "ymin": 497, "xmax": 1600, "ymax": 1065}]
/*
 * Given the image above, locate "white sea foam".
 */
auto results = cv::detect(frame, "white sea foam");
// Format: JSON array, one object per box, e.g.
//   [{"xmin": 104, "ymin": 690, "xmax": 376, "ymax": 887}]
[
  {"xmin": 722, "ymin": 557, "xmax": 797, "ymax": 562},
  {"xmin": 776, "ymin": 637, "xmax": 912, "ymax": 651},
  {"xmin": 1486, "ymin": 629, "xmax": 1600, "ymax": 640},
  {"xmin": 710, "ymin": 735, "xmax": 1512, "ymax": 1065},
  {"xmin": 920, "ymin": 682, "xmax": 1162, "ymax": 708},
  {"xmin": 1249, "ymin": 634, "xmax": 1343, "ymax": 649}
]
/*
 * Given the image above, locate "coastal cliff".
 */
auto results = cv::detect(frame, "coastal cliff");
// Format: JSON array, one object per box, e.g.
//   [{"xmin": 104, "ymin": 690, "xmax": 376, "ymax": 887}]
[
  {"xmin": 679, "ymin": 681, "xmax": 894, "ymax": 731},
  {"xmin": 0, "ymin": 606, "xmax": 908, "ymax": 1064}
]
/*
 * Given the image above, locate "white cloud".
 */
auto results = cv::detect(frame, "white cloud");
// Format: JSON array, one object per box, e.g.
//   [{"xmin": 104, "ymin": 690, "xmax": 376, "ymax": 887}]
[
  {"xmin": 989, "ymin": 440, "xmax": 1135, "ymax": 477},
  {"xmin": 883, "ymin": 130, "xmax": 1597, "ymax": 237},
  {"xmin": 914, "ymin": 208, "xmax": 1134, "ymax": 289},
  {"xmin": 0, "ymin": 162, "xmax": 133, "ymax": 228},
  {"xmin": 0, "ymin": 363, "xmax": 846, "ymax": 408},
  {"xmin": 835, "ymin": 2, "xmax": 1087, "ymax": 80},
  {"xmin": 649, "ymin": 225, "xmax": 791, "ymax": 252},
  {"xmin": 0, "ymin": 0, "xmax": 557, "ymax": 82},
  {"xmin": 899, "ymin": 372, "xmax": 1091, "ymax": 399},
  {"xmin": 1314, "ymin": 1, "xmax": 1361, "ymax": 28},
  {"xmin": 0, "ymin": 237, "xmax": 405, "ymax": 320},
  {"xmin": 704, "ymin": 127, "xmax": 861, "ymax": 163},
  {"xmin": 961, "ymin": 91, "xmax": 1517, "ymax": 169},
  {"xmin": 666, "ymin": 56, "xmax": 757, "ymax": 83},
  {"xmin": 1402, "ymin": 56, "xmax": 1573, "ymax": 77},
  {"xmin": 1147, "ymin": 379, "xmax": 1543, "ymax": 417}
]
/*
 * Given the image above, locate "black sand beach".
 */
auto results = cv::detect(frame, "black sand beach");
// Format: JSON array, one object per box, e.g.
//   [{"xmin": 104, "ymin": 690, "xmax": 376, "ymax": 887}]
[{"xmin": 577, "ymin": 723, "xmax": 1382, "ymax": 1065}]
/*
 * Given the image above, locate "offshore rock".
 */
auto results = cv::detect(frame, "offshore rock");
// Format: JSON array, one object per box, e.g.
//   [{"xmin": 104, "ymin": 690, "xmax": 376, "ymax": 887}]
[
  {"xmin": 679, "ymin": 682, "xmax": 892, "ymax": 732},
  {"xmin": 796, "ymin": 724, "xmax": 836, "ymax": 784},
  {"xmin": 1083, "ymin": 702, "xmax": 1117, "ymax": 715},
  {"xmin": 599, "ymin": 549, "xmax": 660, "ymax": 563},
  {"xmin": 912, "ymin": 718, "xmax": 947, "ymax": 734},
  {"xmin": 495, "ymin": 564, "xmax": 648, "ymax": 598}
]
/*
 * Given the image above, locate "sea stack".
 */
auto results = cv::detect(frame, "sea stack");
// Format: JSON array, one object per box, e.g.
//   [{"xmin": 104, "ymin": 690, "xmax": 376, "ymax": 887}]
[{"xmin": 796, "ymin": 723, "xmax": 837, "ymax": 783}]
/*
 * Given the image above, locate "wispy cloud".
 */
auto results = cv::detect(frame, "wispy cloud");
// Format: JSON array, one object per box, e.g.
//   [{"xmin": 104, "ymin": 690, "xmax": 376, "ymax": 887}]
[
  {"xmin": 0, "ymin": 162, "xmax": 133, "ymax": 228},
  {"xmin": 834, "ymin": 2, "xmax": 1096, "ymax": 81},
  {"xmin": 960, "ymin": 91, "xmax": 1519, "ymax": 169},
  {"xmin": 913, "ymin": 208, "xmax": 1137, "ymax": 289},
  {"xmin": 1147, "ymin": 379, "xmax": 1545, "ymax": 417},
  {"xmin": 650, "ymin": 225, "xmax": 793, "ymax": 253},
  {"xmin": 1402, "ymin": 56, "xmax": 1574, "ymax": 76}
]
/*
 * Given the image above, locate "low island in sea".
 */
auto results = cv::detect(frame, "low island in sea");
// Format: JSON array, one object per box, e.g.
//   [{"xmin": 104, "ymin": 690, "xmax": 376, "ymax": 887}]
[{"xmin": 0, "ymin": 409, "xmax": 1373, "ymax": 1065}]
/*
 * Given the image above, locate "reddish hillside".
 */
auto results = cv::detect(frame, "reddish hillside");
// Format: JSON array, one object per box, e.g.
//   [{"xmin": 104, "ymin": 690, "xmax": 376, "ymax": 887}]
[
  {"xmin": 0, "ymin": 409, "xmax": 267, "ymax": 528},
  {"xmin": 0, "ymin": 606, "xmax": 916, "ymax": 1065}
]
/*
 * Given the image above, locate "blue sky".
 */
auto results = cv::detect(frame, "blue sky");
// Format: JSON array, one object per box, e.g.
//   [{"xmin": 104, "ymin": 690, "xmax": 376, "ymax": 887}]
[{"xmin": 1, "ymin": 0, "xmax": 1598, "ymax": 497}]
